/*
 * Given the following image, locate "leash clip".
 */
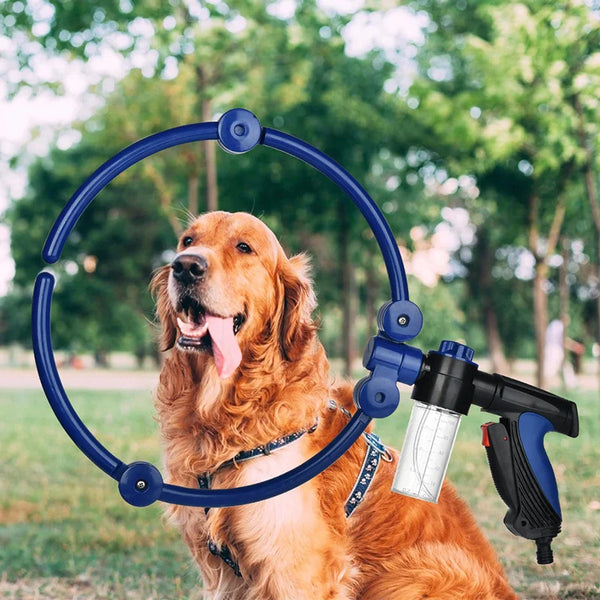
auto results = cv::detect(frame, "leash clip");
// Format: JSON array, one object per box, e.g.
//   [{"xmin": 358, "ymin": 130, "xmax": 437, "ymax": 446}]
[{"xmin": 364, "ymin": 432, "xmax": 394, "ymax": 463}]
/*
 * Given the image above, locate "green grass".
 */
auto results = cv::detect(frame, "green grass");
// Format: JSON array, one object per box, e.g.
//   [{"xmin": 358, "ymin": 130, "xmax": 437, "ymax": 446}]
[
  {"xmin": 376, "ymin": 389, "xmax": 600, "ymax": 599},
  {"xmin": 1, "ymin": 386, "xmax": 599, "ymax": 598},
  {"xmin": 0, "ymin": 389, "xmax": 200, "ymax": 599}
]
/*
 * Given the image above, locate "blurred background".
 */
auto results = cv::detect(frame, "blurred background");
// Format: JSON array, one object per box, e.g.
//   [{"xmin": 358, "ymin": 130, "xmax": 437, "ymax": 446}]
[{"xmin": 0, "ymin": 1, "xmax": 599, "ymax": 598}]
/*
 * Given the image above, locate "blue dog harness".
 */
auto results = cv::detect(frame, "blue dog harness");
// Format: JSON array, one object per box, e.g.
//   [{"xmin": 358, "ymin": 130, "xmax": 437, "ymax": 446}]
[{"xmin": 198, "ymin": 404, "xmax": 390, "ymax": 578}]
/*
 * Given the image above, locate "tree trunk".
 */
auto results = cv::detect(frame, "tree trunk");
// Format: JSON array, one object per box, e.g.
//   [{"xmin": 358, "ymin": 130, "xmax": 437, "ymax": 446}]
[
  {"xmin": 202, "ymin": 96, "xmax": 218, "ymax": 212},
  {"xmin": 188, "ymin": 173, "xmax": 199, "ymax": 216},
  {"xmin": 529, "ymin": 192, "xmax": 567, "ymax": 388},
  {"xmin": 594, "ymin": 233, "xmax": 600, "ymax": 392},
  {"xmin": 560, "ymin": 237, "xmax": 570, "ymax": 390},
  {"xmin": 575, "ymin": 94, "xmax": 600, "ymax": 391},
  {"xmin": 339, "ymin": 203, "xmax": 358, "ymax": 376},
  {"xmin": 485, "ymin": 305, "xmax": 509, "ymax": 374},
  {"xmin": 365, "ymin": 244, "xmax": 379, "ymax": 337},
  {"xmin": 196, "ymin": 66, "xmax": 218, "ymax": 212},
  {"xmin": 532, "ymin": 261, "xmax": 548, "ymax": 388},
  {"xmin": 478, "ymin": 228, "xmax": 509, "ymax": 373}
]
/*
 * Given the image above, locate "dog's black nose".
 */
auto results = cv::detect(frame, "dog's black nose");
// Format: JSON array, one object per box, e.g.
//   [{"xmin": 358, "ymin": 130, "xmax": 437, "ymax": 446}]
[{"xmin": 172, "ymin": 254, "xmax": 207, "ymax": 285}]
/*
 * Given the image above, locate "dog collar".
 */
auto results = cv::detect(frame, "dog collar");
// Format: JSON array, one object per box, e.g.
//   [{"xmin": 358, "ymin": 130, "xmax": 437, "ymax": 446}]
[{"xmin": 198, "ymin": 421, "xmax": 319, "ymax": 490}]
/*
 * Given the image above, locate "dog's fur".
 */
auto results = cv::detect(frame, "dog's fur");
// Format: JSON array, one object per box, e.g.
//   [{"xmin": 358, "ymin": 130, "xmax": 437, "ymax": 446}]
[{"xmin": 152, "ymin": 211, "xmax": 517, "ymax": 600}]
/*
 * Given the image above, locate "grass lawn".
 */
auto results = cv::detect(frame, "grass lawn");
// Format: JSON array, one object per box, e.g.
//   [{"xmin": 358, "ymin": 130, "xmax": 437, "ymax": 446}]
[{"xmin": 1, "ymin": 384, "xmax": 598, "ymax": 599}]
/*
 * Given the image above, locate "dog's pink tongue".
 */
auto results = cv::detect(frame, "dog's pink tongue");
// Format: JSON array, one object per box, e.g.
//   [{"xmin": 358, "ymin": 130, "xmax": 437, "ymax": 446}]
[{"xmin": 206, "ymin": 315, "xmax": 242, "ymax": 378}]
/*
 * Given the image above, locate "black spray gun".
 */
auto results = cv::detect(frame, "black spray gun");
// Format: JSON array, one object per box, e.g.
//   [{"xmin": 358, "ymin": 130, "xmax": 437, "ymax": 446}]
[{"xmin": 358, "ymin": 337, "xmax": 579, "ymax": 565}]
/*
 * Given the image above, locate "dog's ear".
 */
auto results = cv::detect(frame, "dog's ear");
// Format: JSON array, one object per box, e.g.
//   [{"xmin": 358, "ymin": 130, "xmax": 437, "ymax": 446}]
[
  {"xmin": 150, "ymin": 265, "xmax": 177, "ymax": 351},
  {"xmin": 278, "ymin": 253, "xmax": 317, "ymax": 361}
]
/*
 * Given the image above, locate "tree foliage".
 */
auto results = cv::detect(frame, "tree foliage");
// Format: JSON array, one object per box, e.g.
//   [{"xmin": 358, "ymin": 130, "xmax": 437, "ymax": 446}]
[
  {"xmin": 2, "ymin": 0, "xmax": 598, "ymax": 377},
  {"xmin": 3, "ymin": 0, "xmax": 458, "ymax": 365},
  {"xmin": 404, "ymin": 0, "xmax": 600, "ymax": 379}
]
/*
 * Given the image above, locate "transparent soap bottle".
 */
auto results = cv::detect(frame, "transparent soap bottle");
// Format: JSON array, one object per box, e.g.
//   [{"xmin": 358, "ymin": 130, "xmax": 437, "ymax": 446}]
[
  {"xmin": 391, "ymin": 401, "xmax": 462, "ymax": 503},
  {"xmin": 391, "ymin": 341, "xmax": 476, "ymax": 503}
]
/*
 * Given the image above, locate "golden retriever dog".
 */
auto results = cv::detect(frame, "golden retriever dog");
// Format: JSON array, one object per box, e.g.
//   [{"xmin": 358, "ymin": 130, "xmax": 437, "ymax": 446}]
[{"xmin": 152, "ymin": 211, "xmax": 517, "ymax": 600}]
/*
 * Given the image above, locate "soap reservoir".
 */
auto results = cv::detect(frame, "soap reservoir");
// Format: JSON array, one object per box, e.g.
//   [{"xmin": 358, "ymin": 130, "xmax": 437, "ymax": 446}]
[
  {"xmin": 392, "ymin": 401, "xmax": 462, "ymax": 502},
  {"xmin": 391, "ymin": 341, "xmax": 477, "ymax": 503}
]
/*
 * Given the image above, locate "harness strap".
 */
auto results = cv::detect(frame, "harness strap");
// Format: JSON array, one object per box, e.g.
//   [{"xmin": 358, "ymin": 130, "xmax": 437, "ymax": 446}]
[
  {"xmin": 344, "ymin": 431, "xmax": 386, "ymax": 518},
  {"xmin": 200, "ymin": 408, "xmax": 390, "ymax": 578},
  {"xmin": 207, "ymin": 540, "xmax": 242, "ymax": 577}
]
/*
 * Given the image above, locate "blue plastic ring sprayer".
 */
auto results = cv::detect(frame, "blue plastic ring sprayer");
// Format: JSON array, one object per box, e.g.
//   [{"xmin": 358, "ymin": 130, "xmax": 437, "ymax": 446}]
[{"xmin": 32, "ymin": 108, "xmax": 579, "ymax": 564}]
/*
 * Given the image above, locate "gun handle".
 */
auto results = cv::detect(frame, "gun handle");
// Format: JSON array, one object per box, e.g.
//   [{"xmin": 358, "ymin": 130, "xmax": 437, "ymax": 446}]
[{"xmin": 482, "ymin": 414, "xmax": 562, "ymax": 564}]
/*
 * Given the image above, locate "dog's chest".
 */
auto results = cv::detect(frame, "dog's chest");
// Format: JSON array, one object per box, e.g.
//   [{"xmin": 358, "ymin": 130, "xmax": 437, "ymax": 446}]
[{"xmin": 211, "ymin": 440, "xmax": 321, "ymax": 563}]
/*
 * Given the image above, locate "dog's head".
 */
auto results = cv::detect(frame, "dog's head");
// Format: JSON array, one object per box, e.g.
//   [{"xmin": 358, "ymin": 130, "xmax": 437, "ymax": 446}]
[{"xmin": 152, "ymin": 211, "xmax": 317, "ymax": 378}]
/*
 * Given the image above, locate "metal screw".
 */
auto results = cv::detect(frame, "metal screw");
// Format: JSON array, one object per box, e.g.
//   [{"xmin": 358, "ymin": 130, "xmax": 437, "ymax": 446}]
[
  {"xmin": 398, "ymin": 315, "xmax": 410, "ymax": 327},
  {"xmin": 135, "ymin": 479, "xmax": 148, "ymax": 491},
  {"xmin": 233, "ymin": 124, "xmax": 245, "ymax": 136}
]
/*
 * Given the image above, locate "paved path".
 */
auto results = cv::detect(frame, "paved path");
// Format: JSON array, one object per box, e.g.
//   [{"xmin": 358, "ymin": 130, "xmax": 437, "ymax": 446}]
[
  {"xmin": 0, "ymin": 367, "xmax": 160, "ymax": 391},
  {"xmin": 1, "ymin": 362, "xmax": 599, "ymax": 392}
]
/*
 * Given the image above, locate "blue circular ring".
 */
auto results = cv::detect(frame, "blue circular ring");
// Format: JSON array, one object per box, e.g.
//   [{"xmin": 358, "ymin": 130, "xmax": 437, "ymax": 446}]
[{"xmin": 32, "ymin": 108, "xmax": 414, "ymax": 507}]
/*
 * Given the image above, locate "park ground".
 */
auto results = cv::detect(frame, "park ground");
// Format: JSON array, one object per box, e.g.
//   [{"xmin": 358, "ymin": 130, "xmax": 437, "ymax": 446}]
[{"xmin": 0, "ymin": 359, "xmax": 599, "ymax": 599}]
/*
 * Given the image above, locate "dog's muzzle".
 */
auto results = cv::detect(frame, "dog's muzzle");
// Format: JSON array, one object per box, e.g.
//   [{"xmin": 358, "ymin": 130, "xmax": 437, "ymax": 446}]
[{"xmin": 172, "ymin": 254, "xmax": 207, "ymax": 287}]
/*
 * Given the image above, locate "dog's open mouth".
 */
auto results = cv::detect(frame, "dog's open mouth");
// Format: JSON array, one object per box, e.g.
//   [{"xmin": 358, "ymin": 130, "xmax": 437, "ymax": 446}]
[{"xmin": 176, "ymin": 296, "xmax": 245, "ymax": 378}]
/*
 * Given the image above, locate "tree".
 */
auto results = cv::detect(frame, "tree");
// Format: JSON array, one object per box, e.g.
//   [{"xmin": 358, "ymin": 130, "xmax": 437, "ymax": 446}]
[
  {"xmin": 405, "ymin": 0, "xmax": 600, "ymax": 385},
  {"xmin": 570, "ymin": 15, "xmax": 600, "ymax": 386},
  {"xmin": 1, "ymin": 0, "xmax": 262, "ymax": 214},
  {"xmin": 6, "ymin": 134, "xmax": 175, "ymax": 359},
  {"xmin": 4, "ymin": 1, "xmax": 418, "ymax": 371}
]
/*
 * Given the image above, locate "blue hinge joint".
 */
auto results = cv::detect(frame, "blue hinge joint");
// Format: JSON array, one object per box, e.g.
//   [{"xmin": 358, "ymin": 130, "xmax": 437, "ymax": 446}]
[
  {"xmin": 354, "ymin": 302, "xmax": 424, "ymax": 418},
  {"xmin": 354, "ymin": 334, "xmax": 424, "ymax": 419},
  {"xmin": 377, "ymin": 300, "xmax": 423, "ymax": 342},
  {"xmin": 118, "ymin": 461, "xmax": 164, "ymax": 507},
  {"xmin": 217, "ymin": 108, "xmax": 263, "ymax": 154}
]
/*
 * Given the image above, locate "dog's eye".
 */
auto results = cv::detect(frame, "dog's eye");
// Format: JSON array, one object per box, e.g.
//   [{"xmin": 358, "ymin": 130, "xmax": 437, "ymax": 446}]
[
  {"xmin": 236, "ymin": 242, "xmax": 253, "ymax": 254},
  {"xmin": 182, "ymin": 236, "xmax": 194, "ymax": 247}
]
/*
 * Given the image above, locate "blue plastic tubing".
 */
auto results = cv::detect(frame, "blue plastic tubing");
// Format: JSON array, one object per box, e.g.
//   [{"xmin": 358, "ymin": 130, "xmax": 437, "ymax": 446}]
[
  {"xmin": 33, "ymin": 116, "xmax": 407, "ymax": 507},
  {"xmin": 42, "ymin": 124, "xmax": 409, "ymax": 303},
  {"xmin": 262, "ymin": 128, "xmax": 408, "ymax": 302},
  {"xmin": 43, "ymin": 123, "xmax": 220, "ymax": 264}
]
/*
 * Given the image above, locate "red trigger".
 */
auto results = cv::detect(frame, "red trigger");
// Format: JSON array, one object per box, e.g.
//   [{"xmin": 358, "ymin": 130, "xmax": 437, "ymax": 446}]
[{"xmin": 481, "ymin": 422, "xmax": 494, "ymax": 448}]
